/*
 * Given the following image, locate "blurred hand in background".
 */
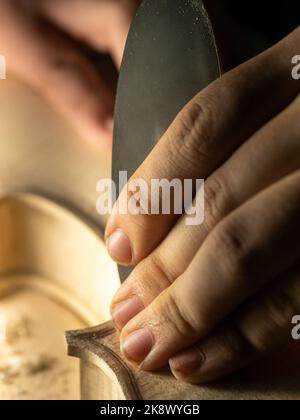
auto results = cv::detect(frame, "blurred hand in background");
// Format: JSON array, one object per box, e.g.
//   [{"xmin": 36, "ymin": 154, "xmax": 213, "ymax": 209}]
[{"xmin": 0, "ymin": 0, "xmax": 140, "ymax": 147}]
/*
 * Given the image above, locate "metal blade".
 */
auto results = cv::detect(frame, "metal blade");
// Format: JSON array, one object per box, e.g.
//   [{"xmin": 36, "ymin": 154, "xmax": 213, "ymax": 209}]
[{"xmin": 113, "ymin": 0, "xmax": 220, "ymax": 282}]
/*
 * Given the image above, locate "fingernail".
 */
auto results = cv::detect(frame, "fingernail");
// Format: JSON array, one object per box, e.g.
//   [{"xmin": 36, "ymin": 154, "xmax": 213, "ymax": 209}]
[
  {"xmin": 112, "ymin": 296, "xmax": 144, "ymax": 330},
  {"xmin": 169, "ymin": 350, "xmax": 205, "ymax": 380},
  {"xmin": 106, "ymin": 229, "xmax": 132, "ymax": 264},
  {"xmin": 121, "ymin": 328, "xmax": 154, "ymax": 364}
]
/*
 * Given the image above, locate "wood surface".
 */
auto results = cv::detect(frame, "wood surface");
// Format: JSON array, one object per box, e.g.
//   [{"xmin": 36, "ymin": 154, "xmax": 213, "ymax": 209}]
[
  {"xmin": 0, "ymin": 78, "xmax": 119, "ymax": 399},
  {"xmin": 67, "ymin": 321, "xmax": 300, "ymax": 400}
]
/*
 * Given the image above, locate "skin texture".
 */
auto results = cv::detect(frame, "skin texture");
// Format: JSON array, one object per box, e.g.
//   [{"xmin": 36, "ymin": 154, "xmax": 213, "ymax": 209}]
[
  {"xmin": 106, "ymin": 27, "xmax": 300, "ymax": 383},
  {"xmin": 0, "ymin": 0, "xmax": 140, "ymax": 146}
]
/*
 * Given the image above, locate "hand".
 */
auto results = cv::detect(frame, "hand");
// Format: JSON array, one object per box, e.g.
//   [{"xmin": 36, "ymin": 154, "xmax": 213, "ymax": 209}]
[
  {"xmin": 105, "ymin": 27, "xmax": 300, "ymax": 383},
  {"xmin": 0, "ymin": 0, "xmax": 139, "ymax": 146}
]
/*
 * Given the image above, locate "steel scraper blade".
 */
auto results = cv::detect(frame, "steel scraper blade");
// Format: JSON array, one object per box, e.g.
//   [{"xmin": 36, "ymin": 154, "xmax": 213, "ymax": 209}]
[{"xmin": 112, "ymin": 0, "xmax": 220, "ymax": 282}]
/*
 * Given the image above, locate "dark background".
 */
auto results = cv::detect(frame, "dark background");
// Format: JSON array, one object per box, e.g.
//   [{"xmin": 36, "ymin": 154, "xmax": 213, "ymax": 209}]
[
  {"xmin": 203, "ymin": 0, "xmax": 300, "ymax": 70},
  {"xmin": 224, "ymin": 0, "xmax": 300, "ymax": 42}
]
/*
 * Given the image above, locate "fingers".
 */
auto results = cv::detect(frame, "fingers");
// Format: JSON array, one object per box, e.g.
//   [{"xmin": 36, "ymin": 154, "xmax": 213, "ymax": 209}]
[
  {"xmin": 105, "ymin": 27, "xmax": 300, "ymax": 264},
  {"xmin": 154, "ymin": 93, "xmax": 300, "ymax": 276},
  {"xmin": 0, "ymin": 1, "xmax": 114, "ymax": 145},
  {"xmin": 119, "ymin": 170, "xmax": 300, "ymax": 370},
  {"xmin": 111, "ymin": 93, "xmax": 300, "ymax": 329},
  {"xmin": 40, "ymin": 0, "xmax": 140, "ymax": 66},
  {"xmin": 169, "ymin": 264, "xmax": 300, "ymax": 384}
]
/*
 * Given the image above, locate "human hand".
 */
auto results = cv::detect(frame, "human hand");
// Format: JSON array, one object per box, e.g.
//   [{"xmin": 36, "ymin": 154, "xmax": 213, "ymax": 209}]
[
  {"xmin": 105, "ymin": 27, "xmax": 300, "ymax": 383},
  {"xmin": 0, "ymin": 0, "xmax": 140, "ymax": 146}
]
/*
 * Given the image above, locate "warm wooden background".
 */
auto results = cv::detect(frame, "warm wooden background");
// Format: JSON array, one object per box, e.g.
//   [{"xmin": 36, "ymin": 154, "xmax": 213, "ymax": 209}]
[{"xmin": 0, "ymin": 77, "xmax": 111, "ymax": 230}]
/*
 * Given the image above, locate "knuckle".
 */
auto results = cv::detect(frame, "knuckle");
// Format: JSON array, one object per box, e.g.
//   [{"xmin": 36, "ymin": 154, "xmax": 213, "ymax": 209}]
[
  {"xmin": 217, "ymin": 325, "xmax": 255, "ymax": 360},
  {"xmin": 223, "ymin": 323, "xmax": 259, "ymax": 360},
  {"xmin": 211, "ymin": 220, "xmax": 251, "ymax": 280},
  {"xmin": 162, "ymin": 288, "xmax": 201, "ymax": 337},
  {"xmin": 130, "ymin": 255, "xmax": 175, "ymax": 299},
  {"xmin": 203, "ymin": 174, "xmax": 232, "ymax": 231},
  {"xmin": 148, "ymin": 253, "xmax": 176, "ymax": 285},
  {"xmin": 265, "ymin": 289, "xmax": 300, "ymax": 330},
  {"xmin": 237, "ymin": 322, "xmax": 273, "ymax": 355},
  {"xmin": 169, "ymin": 98, "xmax": 216, "ymax": 169}
]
